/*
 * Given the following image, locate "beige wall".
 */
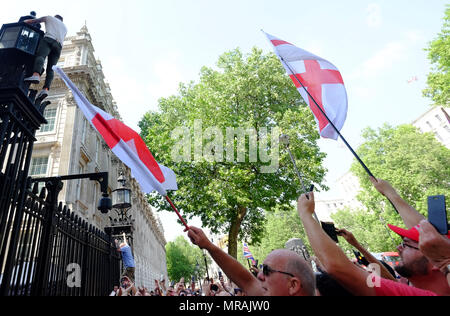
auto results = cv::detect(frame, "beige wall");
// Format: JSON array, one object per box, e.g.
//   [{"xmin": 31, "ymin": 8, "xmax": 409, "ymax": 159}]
[{"xmin": 31, "ymin": 26, "xmax": 167, "ymax": 289}]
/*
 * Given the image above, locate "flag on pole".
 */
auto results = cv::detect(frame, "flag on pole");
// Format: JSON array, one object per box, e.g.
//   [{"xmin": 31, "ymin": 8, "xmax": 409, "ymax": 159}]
[
  {"xmin": 53, "ymin": 66, "xmax": 177, "ymax": 196},
  {"xmin": 243, "ymin": 242, "xmax": 256, "ymax": 265},
  {"xmin": 264, "ymin": 32, "xmax": 348, "ymax": 140}
]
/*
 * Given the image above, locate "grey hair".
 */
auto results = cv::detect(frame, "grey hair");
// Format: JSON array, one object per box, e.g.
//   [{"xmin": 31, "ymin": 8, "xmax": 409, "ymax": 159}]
[{"xmin": 285, "ymin": 255, "xmax": 316, "ymax": 296}]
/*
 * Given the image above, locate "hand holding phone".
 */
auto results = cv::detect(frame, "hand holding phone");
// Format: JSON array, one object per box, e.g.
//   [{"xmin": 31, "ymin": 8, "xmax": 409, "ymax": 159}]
[
  {"xmin": 321, "ymin": 222, "xmax": 339, "ymax": 243},
  {"xmin": 428, "ymin": 195, "xmax": 448, "ymax": 235}
]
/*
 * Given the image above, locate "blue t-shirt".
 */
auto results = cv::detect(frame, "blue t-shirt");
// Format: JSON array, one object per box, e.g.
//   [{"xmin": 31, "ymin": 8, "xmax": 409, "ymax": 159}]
[{"xmin": 120, "ymin": 245, "xmax": 135, "ymax": 268}]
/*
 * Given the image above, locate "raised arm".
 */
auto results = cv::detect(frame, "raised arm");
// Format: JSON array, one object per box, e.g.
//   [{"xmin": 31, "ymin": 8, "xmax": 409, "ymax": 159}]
[
  {"xmin": 23, "ymin": 17, "xmax": 46, "ymax": 24},
  {"xmin": 187, "ymin": 226, "xmax": 263, "ymax": 296},
  {"xmin": 370, "ymin": 177, "xmax": 425, "ymax": 229},
  {"xmin": 336, "ymin": 228, "xmax": 397, "ymax": 281},
  {"xmin": 297, "ymin": 192, "xmax": 375, "ymax": 296},
  {"xmin": 122, "ymin": 232, "xmax": 128, "ymax": 245},
  {"xmin": 418, "ymin": 220, "xmax": 450, "ymax": 283}
]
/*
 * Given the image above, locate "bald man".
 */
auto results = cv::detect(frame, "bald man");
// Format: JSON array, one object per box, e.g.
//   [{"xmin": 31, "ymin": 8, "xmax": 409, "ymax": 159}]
[{"xmin": 187, "ymin": 226, "xmax": 315, "ymax": 296}]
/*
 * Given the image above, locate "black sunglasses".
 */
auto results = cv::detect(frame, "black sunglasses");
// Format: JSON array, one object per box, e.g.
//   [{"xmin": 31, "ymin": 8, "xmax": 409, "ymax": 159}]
[
  {"xmin": 401, "ymin": 242, "xmax": 419, "ymax": 250},
  {"xmin": 262, "ymin": 264, "xmax": 294, "ymax": 277}
]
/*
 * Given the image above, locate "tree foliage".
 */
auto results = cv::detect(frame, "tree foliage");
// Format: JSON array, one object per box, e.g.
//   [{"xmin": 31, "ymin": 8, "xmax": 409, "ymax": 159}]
[
  {"xmin": 140, "ymin": 48, "xmax": 327, "ymax": 258},
  {"xmin": 332, "ymin": 124, "xmax": 450, "ymax": 252},
  {"xmin": 166, "ymin": 236, "xmax": 210, "ymax": 282},
  {"xmin": 423, "ymin": 5, "xmax": 450, "ymax": 106},
  {"xmin": 237, "ymin": 206, "xmax": 313, "ymax": 267}
]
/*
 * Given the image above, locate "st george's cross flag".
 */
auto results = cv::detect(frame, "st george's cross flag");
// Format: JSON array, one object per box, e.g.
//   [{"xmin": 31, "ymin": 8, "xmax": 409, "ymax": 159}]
[
  {"xmin": 243, "ymin": 242, "xmax": 256, "ymax": 265},
  {"xmin": 264, "ymin": 32, "xmax": 348, "ymax": 140},
  {"xmin": 53, "ymin": 66, "xmax": 177, "ymax": 196}
]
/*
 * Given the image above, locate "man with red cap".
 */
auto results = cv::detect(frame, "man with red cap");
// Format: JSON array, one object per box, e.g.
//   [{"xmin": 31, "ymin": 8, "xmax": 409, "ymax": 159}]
[
  {"xmin": 383, "ymin": 222, "xmax": 450, "ymax": 295},
  {"xmin": 370, "ymin": 177, "xmax": 450, "ymax": 291},
  {"xmin": 297, "ymin": 189, "xmax": 450, "ymax": 296}
]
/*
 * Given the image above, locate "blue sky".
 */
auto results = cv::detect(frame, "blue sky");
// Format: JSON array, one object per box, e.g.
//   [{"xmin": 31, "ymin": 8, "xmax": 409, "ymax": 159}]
[{"xmin": 2, "ymin": 1, "xmax": 447, "ymax": 241}]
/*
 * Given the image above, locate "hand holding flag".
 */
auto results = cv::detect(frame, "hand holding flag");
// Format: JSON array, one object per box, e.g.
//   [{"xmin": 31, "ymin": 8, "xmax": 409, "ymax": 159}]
[{"xmin": 243, "ymin": 242, "xmax": 256, "ymax": 266}]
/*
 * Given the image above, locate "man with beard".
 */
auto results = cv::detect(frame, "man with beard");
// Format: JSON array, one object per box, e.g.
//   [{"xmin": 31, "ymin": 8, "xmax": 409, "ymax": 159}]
[
  {"xmin": 383, "ymin": 223, "xmax": 450, "ymax": 295},
  {"xmin": 297, "ymin": 191, "xmax": 448, "ymax": 296}
]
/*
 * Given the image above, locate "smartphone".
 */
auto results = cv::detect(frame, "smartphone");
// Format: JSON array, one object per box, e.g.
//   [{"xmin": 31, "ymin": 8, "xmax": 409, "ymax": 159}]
[
  {"xmin": 218, "ymin": 271, "xmax": 222, "ymax": 278},
  {"xmin": 428, "ymin": 195, "xmax": 448, "ymax": 234},
  {"xmin": 210, "ymin": 284, "xmax": 219, "ymax": 292},
  {"xmin": 321, "ymin": 222, "xmax": 339, "ymax": 243},
  {"xmin": 353, "ymin": 250, "xmax": 369, "ymax": 266}
]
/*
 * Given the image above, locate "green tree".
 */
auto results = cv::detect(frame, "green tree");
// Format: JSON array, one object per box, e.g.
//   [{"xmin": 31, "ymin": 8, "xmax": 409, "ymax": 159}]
[
  {"xmin": 140, "ymin": 48, "xmax": 327, "ymax": 259},
  {"xmin": 423, "ymin": 6, "xmax": 450, "ymax": 106},
  {"xmin": 332, "ymin": 124, "xmax": 450, "ymax": 251},
  {"xmin": 331, "ymin": 206, "xmax": 399, "ymax": 253},
  {"xmin": 237, "ymin": 206, "xmax": 313, "ymax": 267},
  {"xmin": 166, "ymin": 236, "xmax": 210, "ymax": 282}
]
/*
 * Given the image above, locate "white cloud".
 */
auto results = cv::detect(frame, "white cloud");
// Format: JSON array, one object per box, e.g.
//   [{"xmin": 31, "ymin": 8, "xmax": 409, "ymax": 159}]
[
  {"xmin": 101, "ymin": 53, "xmax": 190, "ymax": 132},
  {"xmin": 405, "ymin": 30, "xmax": 425, "ymax": 43},
  {"xmin": 349, "ymin": 41, "xmax": 406, "ymax": 79},
  {"xmin": 366, "ymin": 3, "xmax": 382, "ymax": 28},
  {"xmin": 146, "ymin": 53, "xmax": 189, "ymax": 102}
]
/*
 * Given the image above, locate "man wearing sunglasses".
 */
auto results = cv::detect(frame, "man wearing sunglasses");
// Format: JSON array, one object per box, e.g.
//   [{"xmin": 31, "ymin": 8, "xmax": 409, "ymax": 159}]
[{"xmin": 187, "ymin": 226, "xmax": 316, "ymax": 296}]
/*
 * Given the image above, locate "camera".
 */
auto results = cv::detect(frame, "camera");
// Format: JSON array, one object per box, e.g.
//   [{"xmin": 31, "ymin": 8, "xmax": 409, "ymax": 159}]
[{"xmin": 210, "ymin": 284, "xmax": 219, "ymax": 292}]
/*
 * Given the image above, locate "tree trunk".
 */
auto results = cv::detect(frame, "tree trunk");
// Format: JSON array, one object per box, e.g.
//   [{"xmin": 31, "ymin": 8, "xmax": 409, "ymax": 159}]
[{"xmin": 228, "ymin": 206, "xmax": 247, "ymax": 259}]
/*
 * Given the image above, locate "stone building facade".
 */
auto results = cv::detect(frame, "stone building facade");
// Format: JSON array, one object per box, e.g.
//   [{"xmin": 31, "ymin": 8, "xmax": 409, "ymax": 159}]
[{"xmin": 30, "ymin": 25, "xmax": 167, "ymax": 289}]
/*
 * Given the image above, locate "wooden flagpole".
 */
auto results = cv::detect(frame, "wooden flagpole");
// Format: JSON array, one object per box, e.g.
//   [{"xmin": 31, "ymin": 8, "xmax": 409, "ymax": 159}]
[{"xmin": 165, "ymin": 195, "xmax": 190, "ymax": 231}]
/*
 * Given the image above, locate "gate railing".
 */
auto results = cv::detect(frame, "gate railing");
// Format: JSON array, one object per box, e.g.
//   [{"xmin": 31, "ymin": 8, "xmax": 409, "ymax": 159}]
[{"xmin": 0, "ymin": 178, "xmax": 120, "ymax": 296}]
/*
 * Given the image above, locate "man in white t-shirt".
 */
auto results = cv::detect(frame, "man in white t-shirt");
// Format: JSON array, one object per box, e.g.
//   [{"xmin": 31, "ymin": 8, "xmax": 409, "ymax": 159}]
[{"xmin": 23, "ymin": 15, "xmax": 67, "ymax": 100}]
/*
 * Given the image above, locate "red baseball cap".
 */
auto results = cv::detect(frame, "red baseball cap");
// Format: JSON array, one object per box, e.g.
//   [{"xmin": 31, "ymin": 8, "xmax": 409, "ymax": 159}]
[{"xmin": 388, "ymin": 224, "xmax": 450, "ymax": 242}]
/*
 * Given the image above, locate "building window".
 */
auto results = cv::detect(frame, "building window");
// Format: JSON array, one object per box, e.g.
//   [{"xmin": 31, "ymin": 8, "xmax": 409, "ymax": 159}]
[
  {"xmin": 435, "ymin": 114, "xmax": 442, "ymax": 122},
  {"xmin": 30, "ymin": 156, "xmax": 49, "ymax": 176},
  {"xmin": 81, "ymin": 118, "xmax": 88, "ymax": 145},
  {"xmin": 95, "ymin": 138, "xmax": 101, "ymax": 164},
  {"xmin": 76, "ymin": 164, "xmax": 85, "ymax": 201},
  {"xmin": 39, "ymin": 108, "xmax": 57, "ymax": 133}
]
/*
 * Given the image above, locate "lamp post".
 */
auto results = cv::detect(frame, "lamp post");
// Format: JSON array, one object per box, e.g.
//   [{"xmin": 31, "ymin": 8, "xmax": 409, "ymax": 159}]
[{"xmin": 105, "ymin": 172, "xmax": 134, "ymax": 242}]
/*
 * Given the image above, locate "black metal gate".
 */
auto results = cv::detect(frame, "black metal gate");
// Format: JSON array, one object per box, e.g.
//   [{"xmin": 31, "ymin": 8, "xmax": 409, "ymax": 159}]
[
  {"xmin": 0, "ymin": 20, "xmax": 121, "ymax": 296},
  {"xmin": 0, "ymin": 179, "xmax": 121, "ymax": 296}
]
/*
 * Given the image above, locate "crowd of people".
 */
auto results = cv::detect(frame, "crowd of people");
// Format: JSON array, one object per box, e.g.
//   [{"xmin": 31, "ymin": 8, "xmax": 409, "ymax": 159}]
[
  {"xmin": 109, "ymin": 275, "xmax": 244, "ymax": 297},
  {"xmin": 111, "ymin": 177, "xmax": 449, "ymax": 296}
]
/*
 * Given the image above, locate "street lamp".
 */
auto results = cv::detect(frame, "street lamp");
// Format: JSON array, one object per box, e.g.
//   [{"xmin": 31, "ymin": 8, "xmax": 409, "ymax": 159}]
[
  {"xmin": 111, "ymin": 173, "xmax": 131, "ymax": 210},
  {"xmin": 105, "ymin": 172, "xmax": 134, "ymax": 239}
]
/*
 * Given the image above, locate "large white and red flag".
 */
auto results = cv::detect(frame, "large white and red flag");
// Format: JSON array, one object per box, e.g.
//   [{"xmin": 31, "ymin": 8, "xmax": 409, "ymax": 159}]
[
  {"xmin": 264, "ymin": 32, "xmax": 348, "ymax": 140},
  {"xmin": 53, "ymin": 66, "xmax": 177, "ymax": 197}
]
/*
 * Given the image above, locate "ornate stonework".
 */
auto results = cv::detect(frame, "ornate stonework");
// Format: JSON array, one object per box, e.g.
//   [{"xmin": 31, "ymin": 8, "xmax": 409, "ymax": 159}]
[{"xmin": 31, "ymin": 26, "xmax": 168, "ymax": 288}]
